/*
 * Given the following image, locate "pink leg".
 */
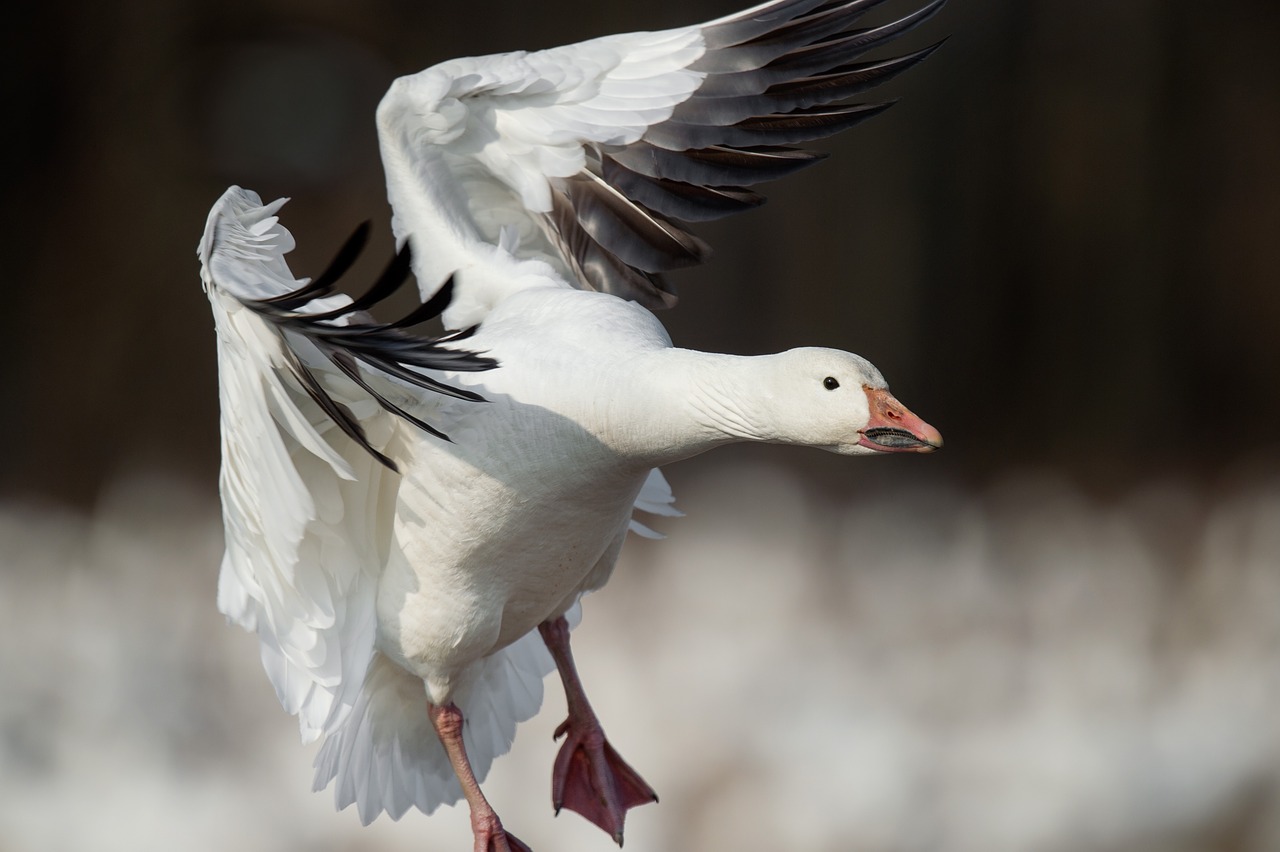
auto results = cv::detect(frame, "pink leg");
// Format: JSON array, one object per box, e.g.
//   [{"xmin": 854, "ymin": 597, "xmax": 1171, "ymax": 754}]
[
  {"xmin": 538, "ymin": 616, "xmax": 658, "ymax": 846},
  {"xmin": 428, "ymin": 702, "xmax": 533, "ymax": 852}
]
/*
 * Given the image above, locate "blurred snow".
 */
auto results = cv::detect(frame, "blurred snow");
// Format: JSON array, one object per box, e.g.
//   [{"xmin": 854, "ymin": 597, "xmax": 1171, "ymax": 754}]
[{"xmin": 2, "ymin": 463, "xmax": 1279, "ymax": 852}]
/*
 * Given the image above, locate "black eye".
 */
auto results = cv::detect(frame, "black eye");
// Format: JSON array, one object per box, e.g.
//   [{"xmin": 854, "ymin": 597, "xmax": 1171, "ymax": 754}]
[{"xmin": 823, "ymin": 376, "xmax": 840, "ymax": 390}]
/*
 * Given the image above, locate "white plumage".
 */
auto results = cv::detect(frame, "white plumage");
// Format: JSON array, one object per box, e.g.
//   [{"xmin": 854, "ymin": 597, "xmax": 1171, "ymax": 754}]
[
  {"xmin": 200, "ymin": 0, "xmax": 945, "ymax": 847},
  {"xmin": 201, "ymin": 191, "xmax": 670, "ymax": 821}
]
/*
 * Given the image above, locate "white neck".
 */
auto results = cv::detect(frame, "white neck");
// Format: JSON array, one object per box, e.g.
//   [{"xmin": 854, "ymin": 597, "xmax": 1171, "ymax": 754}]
[{"xmin": 600, "ymin": 349, "xmax": 788, "ymax": 468}]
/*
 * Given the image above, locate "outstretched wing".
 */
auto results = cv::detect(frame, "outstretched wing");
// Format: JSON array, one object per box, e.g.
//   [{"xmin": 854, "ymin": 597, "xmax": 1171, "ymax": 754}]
[
  {"xmin": 199, "ymin": 186, "xmax": 493, "ymax": 742},
  {"xmin": 377, "ymin": 0, "xmax": 945, "ymax": 327}
]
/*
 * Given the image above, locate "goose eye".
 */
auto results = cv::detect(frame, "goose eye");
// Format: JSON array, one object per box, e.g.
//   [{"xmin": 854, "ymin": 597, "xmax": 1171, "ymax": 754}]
[{"xmin": 823, "ymin": 376, "xmax": 840, "ymax": 390}]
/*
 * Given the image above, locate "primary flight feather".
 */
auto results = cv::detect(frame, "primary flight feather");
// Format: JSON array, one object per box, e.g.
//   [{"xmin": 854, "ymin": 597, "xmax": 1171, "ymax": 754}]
[{"xmin": 200, "ymin": 0, "xmax": 945, "ymax": 849}]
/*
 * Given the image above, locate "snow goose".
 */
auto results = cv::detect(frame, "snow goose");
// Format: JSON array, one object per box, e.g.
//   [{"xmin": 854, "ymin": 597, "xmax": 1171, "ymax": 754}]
[{"xmin": 200, "ymin": 0, "xmax": 945, "ymax": 849}]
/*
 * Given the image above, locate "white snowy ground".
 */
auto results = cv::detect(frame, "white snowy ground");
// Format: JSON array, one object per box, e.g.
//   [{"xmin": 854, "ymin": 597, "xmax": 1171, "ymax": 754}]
[{"xmin": 2, "ymin": 460, "xmax": 1279, "ymax": 852}]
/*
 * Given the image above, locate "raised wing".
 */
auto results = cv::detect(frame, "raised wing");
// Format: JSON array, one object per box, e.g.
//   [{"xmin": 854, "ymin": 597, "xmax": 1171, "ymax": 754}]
[
  {"xmin": 377, "ymin": 0, "xmax": 945, "ymax": 327},
  {"xmin": 199, "ymin": 186, "xmax": 492, "ymax": 742}
]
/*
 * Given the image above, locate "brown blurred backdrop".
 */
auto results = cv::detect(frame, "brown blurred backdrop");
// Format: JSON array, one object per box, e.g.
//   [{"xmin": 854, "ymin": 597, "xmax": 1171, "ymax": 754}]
[{"xmin": 4, "ymin": 0, "xmax": 1278, "ymax": 507}]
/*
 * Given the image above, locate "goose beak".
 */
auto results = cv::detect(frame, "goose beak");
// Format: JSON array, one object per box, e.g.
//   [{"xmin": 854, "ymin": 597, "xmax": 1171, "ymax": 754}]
[{"xmin": 857, "ymin": 386, "xmax": 943, "ymax": 453}]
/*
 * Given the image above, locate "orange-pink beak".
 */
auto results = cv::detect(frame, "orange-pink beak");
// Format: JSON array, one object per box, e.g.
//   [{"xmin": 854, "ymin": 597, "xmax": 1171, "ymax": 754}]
[{"xmin": 857, "ymin": 386, "xmax": 943, "ymax": 453}]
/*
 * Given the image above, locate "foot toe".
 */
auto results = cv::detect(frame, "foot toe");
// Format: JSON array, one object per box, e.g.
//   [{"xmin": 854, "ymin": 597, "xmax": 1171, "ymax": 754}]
[{"xmin": 551, "ymin": 727, "xmax": 657, "ymax": 843}]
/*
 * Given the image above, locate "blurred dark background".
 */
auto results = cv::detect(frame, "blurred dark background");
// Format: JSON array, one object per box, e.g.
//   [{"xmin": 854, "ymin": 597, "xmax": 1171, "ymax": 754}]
[
  {"xmin": 3, "ymin": 0, "xmax": 1278, "ymax": 504},
  {"xmin": 4, "ymin": 4, "xmax": 1280, "ymax": 851}
]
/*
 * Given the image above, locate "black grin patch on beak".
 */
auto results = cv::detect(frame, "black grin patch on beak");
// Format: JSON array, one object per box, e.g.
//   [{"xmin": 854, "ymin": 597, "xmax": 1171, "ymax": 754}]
[{"xmin": 861, "ymin": 427, "xmax": 936, "ymax": 450}]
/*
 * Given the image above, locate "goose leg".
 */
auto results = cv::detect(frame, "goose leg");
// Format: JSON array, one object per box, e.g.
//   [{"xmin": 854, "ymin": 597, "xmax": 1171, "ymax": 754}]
[
  {"xmin": 428, "ymin": 702, "xmax": 532, "ymax": 852},
  {"xmin": 538, "ymin": 616, "xmax": 657, "ymax": 845}
]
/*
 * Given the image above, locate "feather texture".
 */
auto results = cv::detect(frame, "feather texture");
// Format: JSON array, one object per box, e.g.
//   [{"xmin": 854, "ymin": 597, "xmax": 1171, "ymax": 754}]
[
  {"xmin": 202, "ymin": 188, "xmax": 682, "ymax": 821},
  {"xmin": 240, "ymin": 221, "xmax": 497, "ymax": 455},
  {"xmin": 629, "ymin": 468, "xmax": 684, "ymax": 539},
  {"xmin": 310, "ymin": 601, "xmax": 582, "ymax": 823},
  {"xmin": 201, "ymin": 187, "xmax": 398, "ymax": 742},
  {"xmin": 203, "ymin": 0, "xmax": 943, "ymax": 830},
  {"xmin": 376, "ymin": 0, "xmax": 946, "ymax": 326}
]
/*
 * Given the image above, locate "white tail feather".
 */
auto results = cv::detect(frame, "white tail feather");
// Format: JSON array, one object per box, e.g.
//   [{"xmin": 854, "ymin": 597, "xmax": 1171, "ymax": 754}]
[{"xmin": 312, "ymin": 603, "xmax": 581, "ymax": 823}]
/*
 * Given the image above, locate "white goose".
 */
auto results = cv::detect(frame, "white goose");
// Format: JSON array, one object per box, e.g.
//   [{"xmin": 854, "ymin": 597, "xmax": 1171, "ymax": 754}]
[{"xmin": 200, "ymin": 1, "xmax": 945, "ymax": 849}]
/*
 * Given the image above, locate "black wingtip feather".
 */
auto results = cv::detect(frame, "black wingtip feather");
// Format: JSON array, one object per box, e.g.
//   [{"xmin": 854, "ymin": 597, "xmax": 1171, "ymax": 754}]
[
  {"xmin": 572, "ymin": 0, "xmax": 945, "ymax": 295},
  {"xmin": 243, "ymin": 226, "xmax": 495, "ymax": 456},
  {"xmin": 302, "ymin": 240, "xmax": 415, "ymax": 322},
  {"xmin": 261, "ymin": 221, "xmax": 371, "ymax": 308},
  {"xmin": 323, "ymin": 348, "xmax": 453, "ymax": 443},
  {"xmin": 282, "ymin": 345, "xmax": 400, "ymax": 471}
]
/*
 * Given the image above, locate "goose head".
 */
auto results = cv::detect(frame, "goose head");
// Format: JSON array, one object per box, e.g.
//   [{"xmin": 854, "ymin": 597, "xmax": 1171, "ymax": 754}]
[{"xmin": 724, "ymin": 347, "xmax": 943, "ymax": 457}]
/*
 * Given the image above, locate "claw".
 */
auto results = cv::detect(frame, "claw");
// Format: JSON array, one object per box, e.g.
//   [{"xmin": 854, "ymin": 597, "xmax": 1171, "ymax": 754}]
[
  {"xmin": 470, "ymin": 804, "xmax": 533, "ymax": 852},
  {"xmin": 540, "ymin": 615, "xmax": 658, "ymax": 845},
  {"xmin": 551, "ymin": 717, "xmax": 658, "ymax": 844},
  {"xmin": 485, "ymin": 830, "xmax": 533, "ymax": 852},
  {"xmin": 429, "ymin": 702, "xmax": 532, "ymax": 852}
]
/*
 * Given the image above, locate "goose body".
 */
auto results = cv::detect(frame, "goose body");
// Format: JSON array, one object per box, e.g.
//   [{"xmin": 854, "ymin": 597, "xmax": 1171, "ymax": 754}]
[
  {"xmin": 375, "ymin": 292, "xmax": 669, "ymax": 701},
  {"xmin": 375, "ymin": 285, "xmax": 908, "ymax": 700},
  {"xmin": 201, "ymin": 0, "xmax": 947, "ymax": 847}
]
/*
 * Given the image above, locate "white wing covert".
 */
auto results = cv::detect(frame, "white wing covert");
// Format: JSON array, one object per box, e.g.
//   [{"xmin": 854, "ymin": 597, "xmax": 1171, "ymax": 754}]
[
  {"xmin": 199, "ymin": 187, "xmax": 495, "ymax": 741},
  {"xmin": 630, "ymin": 468, "xmax": 684, "ymax": 539},
  {"xmin": 377, "ymin": 0, "xmax": 946, "ymax": 328}
]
